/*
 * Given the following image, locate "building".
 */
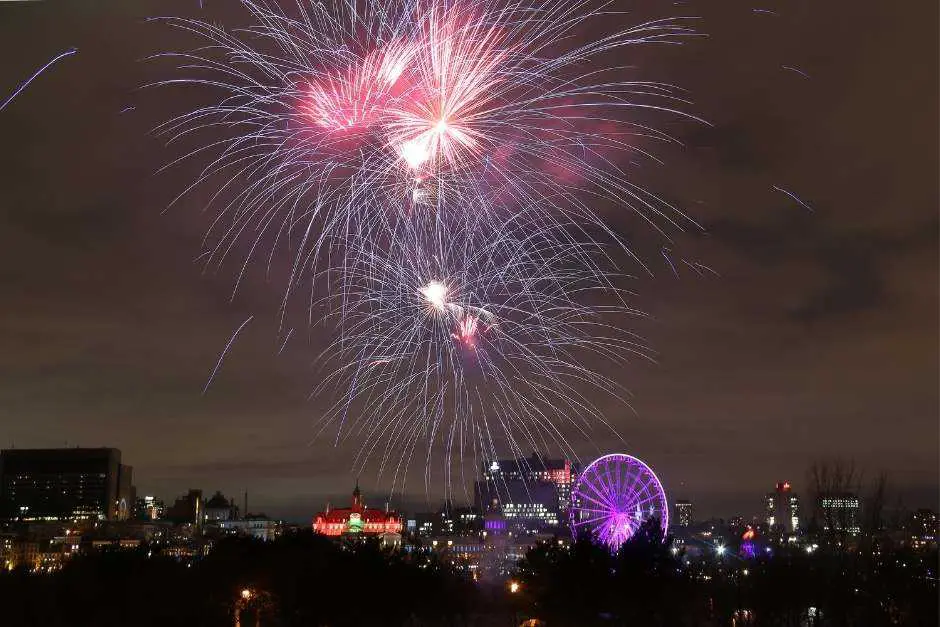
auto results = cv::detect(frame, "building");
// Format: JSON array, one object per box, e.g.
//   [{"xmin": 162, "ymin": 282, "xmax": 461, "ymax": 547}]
[
  {"xmin": 0, "ymin": 448, "xmax": 134, "ymax": 523},
  {"xmin": 817, "ymin": 493, "xmax": 861, "ymax": 536},
  {"xmin": 476, "ymin": 478, "xmax": 560, "ymax": 533},
  {"xmin": 474, "ymin": 453, "xmax": 577, "ymax": 534},
  {"xmin": 674, "ymin": 500, "xmax": 693, "ymax": 527},
  {"xmin": 480, "ymin": 511, "xmax": 564, "ymax": 577},
  {"xmin": 408, "ymin": 512, "xmax": 439, "ymax": 537},
  {"xmin": 766, "ymin": 481, "xmax": 800, "ymax": 534},
  {"xmin": 219, "ymin": 515, "xmax": 280, "ymax": 541},
  {"xmin": 115, "ymin": 464, "xmax": 135, "ymax": 520},
  {"xmin": 424, "ymin": 536, "xmax": 485, "ymax": 577},
  {"xmin": 135, "ymin": 495, "xmax": 165, "ymax": 521},
  {"xmin": 478, "ymin": 454, "xmax": 577, "ymax": 515},
  {"xmin": 909, "ymin": 509, "xmax": 938, "ymax": 550},
  {"xmin": 166, "ymin": 489, "xmax": 204, "ymax": 527},
  {"xmin": 312, "ymin": 483, "xmax": 402, "ymax": 545},
  {"xmin": 204, "ymin": 491, "xmax": 239, "ymax": 522},
  {"xmin": 409, "ymin": 506, "xmax": 481, "ymax": 538}
]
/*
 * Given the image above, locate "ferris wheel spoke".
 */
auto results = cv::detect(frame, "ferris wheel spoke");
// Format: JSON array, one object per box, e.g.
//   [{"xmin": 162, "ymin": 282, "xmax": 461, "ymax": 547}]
[
  {"xmin": 574, "ymin": 487, "xmax": 616, "ymax": 512},
  {"xmin": 622, "ymin": 466, "xmax": 652, "ymax": 509},
  {"xmin": 574, "ymin": 505, "xmax": 619, "ymax": 516},
  {"xmin": 574, "ymin": 512, "xmax": 616, "ymax": 528},
  {"xmin": 629, "ymin": 493, "xmax": 661, "ymax": 516},
  {"xmin": 600, "ymin": 459, "xmax": 620, "ymax": 504},
  {"xmin": 608, "ymin": 467, "xmax": 628, "ymax": 510},
  {"xmin": 579, "ymin": 470, "xmax": 617, "ymax": 509}
]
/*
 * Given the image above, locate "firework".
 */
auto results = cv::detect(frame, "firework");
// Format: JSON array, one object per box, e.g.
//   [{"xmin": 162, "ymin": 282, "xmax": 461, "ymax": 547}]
[
  {"xmin": 2, "ymin": 48, "xmax": 77, "ymax": 112},
  {"xmin": 310, "ymin": 211, "xmax": 650, "ymax": 495},
  {"xmin": 153, "ymin": 0, "xmax": 700, "ymax": 288},
  {"xmin": 154, "ymin": 0, "xmax": 700, "ymax": 487}
]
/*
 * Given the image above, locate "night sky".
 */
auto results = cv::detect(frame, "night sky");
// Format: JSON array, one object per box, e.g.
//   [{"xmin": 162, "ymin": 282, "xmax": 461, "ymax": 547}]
[{"xmin": 0, "ymin": 0, "xmax": 936, "ymax": 521}]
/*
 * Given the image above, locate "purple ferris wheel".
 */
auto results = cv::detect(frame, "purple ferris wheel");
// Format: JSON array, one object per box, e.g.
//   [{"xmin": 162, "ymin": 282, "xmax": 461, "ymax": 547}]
[{"xmin": 570, "ymin": 453, "xmax": 669, "ymax": 550}]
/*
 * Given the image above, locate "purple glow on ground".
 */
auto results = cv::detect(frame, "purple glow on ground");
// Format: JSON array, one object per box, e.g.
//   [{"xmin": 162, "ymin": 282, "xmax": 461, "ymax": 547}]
[{"xmin": 570, "ymin": 453, "xmax": 669, "ymax": 551}]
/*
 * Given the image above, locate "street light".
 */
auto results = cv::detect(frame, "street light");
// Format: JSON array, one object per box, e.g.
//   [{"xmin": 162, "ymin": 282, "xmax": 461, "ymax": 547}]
[
  {"xmin": 509, "ymin": 580, "xmax": 520, "ymax": 594},
  {"xmin": 235, "ymin": 587, "xmax": 267, "ymax": 627}
]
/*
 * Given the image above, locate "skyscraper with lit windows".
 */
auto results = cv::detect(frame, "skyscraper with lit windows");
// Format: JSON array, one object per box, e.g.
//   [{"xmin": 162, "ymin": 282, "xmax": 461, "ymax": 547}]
[
  {"xmin": 474, "ymin": 453, "xmax": 577, "ymax": 533},
  {"xmin": 0, "ymin": 448, "xmax": 133, "ymax": 522},
  {"xmin": 817, "ymin": 493, "xmax": 861, "ymax": 535},
  {"xmin": 766, "ymin": 481, "xmax": 800, "ymax": 534},
  {"xmin": 673, "ymin": 500, "xmax": 693, "ymax": 527}
]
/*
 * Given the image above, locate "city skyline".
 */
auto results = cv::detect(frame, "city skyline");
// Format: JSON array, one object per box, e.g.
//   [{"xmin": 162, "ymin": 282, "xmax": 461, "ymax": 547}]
[
  {"xmin": 0, "ymin": 0, "xmax": 936, "ymax": 524},
  {"xmin": 2, "ymin": 445, "xmax": 928, "ymax": 527}
]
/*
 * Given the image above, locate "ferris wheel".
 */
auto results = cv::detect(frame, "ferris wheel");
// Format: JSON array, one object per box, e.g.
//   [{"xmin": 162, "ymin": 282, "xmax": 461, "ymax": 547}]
[{"xmin": 570, "ymin": 453, "xmax": 669, "ymax": 549}]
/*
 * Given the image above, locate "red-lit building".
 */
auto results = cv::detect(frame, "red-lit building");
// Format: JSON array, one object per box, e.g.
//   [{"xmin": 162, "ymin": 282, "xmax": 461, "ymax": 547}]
[{"xmin": 312, "ymin": 484, "xmax": 402, "ymax": 544}]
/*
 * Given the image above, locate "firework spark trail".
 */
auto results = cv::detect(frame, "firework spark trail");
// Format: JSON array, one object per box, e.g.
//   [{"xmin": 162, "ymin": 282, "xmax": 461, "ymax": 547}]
[
  {"xmin": 307, "ymin": 212, "xmax": 650, "ymax": 497},
  {"xmin": 782, "ymin": 65, "xmax": 811, "ymax": 79},
  {"xmin": 773, "ymin": 184, "xmax": 814, "ymax": 212},
  {"xmin": 661, "ymin": 247, "xmax": 679, "ymax": 277},
  {"xmin": 154, "ymin": 0, "xmax": 705, "ymax": 489},
  {"xmin": 152, "ymin": 0, "xmax": 702, "ymax": 292},
  {"xmin": 203, "ymin": 315, "xmax": 254, "ymax": 394},
  {"xmin": 1, "ymin": 47, "xmax": 77, "ymax": 112}
]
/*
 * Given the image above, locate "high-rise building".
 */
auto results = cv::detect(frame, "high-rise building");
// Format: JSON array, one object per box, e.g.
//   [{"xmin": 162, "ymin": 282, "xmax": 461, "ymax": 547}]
[
  {"xmin": 116, "ymin": 464, "xmax": 135, "ymax": 520},
  {"xmin": 766, "ymin": 481, "xmax": 800, "ymax": 534},
  {"xmin": 0, "ymin": 448, "xmax": 134, "ymax": 522},
  {"xmin": 410, "ymin": 506, "xmax": 482, "ymax": 538},
  {"xmin": 167, "ymin": 489, "xmax": 204, "ymax": 527},
  {"xmin": 817, "ymin": 493, "xmax": 861, "ymax": 535},
  {"xmin": 136, "ymin": 495, "xmax": 165, "ymax": 521},
  {"xmin": 674, "ymin": 500, "xmax": 693, "ymax": 527},
  {"xmin": 475, "ymin": 453, "xmax": 577, "ymax": 527}
]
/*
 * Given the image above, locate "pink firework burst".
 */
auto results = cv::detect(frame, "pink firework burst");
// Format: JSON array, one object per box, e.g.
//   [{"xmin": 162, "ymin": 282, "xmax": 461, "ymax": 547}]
[{"xmin": 452, "ymin": 314, "xmax": 480, "ymax": 347}]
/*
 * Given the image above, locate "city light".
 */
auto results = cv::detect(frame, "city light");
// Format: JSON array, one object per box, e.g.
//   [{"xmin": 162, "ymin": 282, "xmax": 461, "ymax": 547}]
[
  {"xmin": 240, "ymin": 588, "xmax": 252, "ymax": 600},
  {"xmin": 716, "ymin": 544, "xmax": 726, "ymax": 556},
  {"xmin": 509, "ymin": 581, "xmax": 520, "ymax": 594}
]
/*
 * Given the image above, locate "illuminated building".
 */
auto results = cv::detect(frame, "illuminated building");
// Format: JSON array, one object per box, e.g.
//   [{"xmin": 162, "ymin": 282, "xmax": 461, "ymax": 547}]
[
  {"xmin": 410, "ymin": 506, "xmax": 481, "ymax": 538},
  {"xmin": 481, "ymin": 512, "xmax": 560, "ymax": 576},
  {"xmin": 426, "ymin": 536, "xmax": 485, "ymax": 576},
  {"xmin": 909, "ymin": 509, "xmax": 938, "ymax": 550},
  {"xmin": 475, "ymin": 479, "xmax": 559, "ymax": 533},
  {"xmin": 409, "ymin": 512, "xmax": 438, "ymax": 537},
  {"xmin": 167, "ymin": 489, "xmax": 204, "ymax": 527},
  {"xmin": 674, "ymin": 500, "xmax": 693, "ymax": 527},
  {"xmin": 204, "ymin": 491, "xmax": 239, "ymax": 522},
  {"xmin": 0, "ymin": 534, "xmax": 14, "ymax": 570},
  {"xmin": 766, "ymin": 481, "xmax": 800, "ymax": 534},
  {"xmin": 474, "ymin": 453, "xmax": 577, "ymax": 534},
  {"xmin": 220, "ymin": 515, "xmax": 280, "ymax": 541},
  {"xmin": 135, "ymin": 495, "xmax": 165, "ymax": 521},
  {"xmin": 312, "ymin": 483, "xmax": 402, "ymax": 545},
  {"xmin": 478, "ymin": 453, "xmax": 577, "ymax": 514},
  {"xmin": 817, "ymin": 493, "xmax": 861, "ymax": 535},
  {"xmin": 0, "ymin": 448, "xmax": 135, "ymax": 522}
]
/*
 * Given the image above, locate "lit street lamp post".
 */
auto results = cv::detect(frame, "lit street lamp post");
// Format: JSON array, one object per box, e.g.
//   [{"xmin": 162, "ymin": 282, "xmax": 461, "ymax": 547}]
[{"xmin": 234, "ymin": 587, "xmax": 271, "ymax": 627}]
